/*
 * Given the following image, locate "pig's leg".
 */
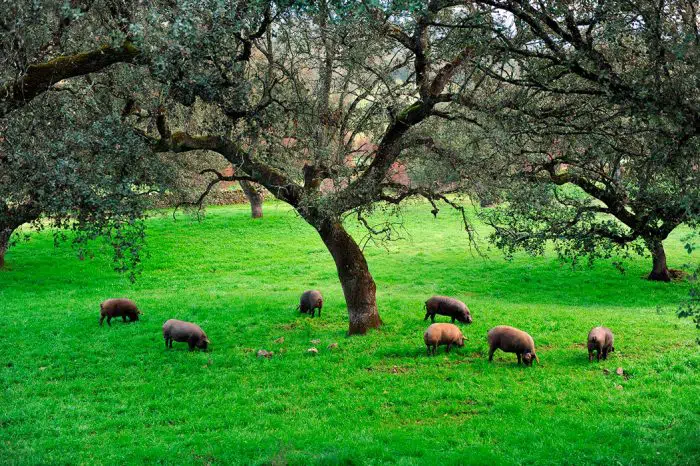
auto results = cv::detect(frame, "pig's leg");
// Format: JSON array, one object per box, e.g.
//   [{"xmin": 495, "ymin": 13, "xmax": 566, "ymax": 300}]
[
  {"xmin": 424, "ymin": 311, "xmax": 430, "ymax": 321},
  {"xmin": 451, "ymin": 316, "xmax": 455, "ymax": 323},
  {"xmin": 596, "ymin": 349, "xmax": 601, "ymax": 361},
  {"xmin": 517, "ymin": 353, "xmax": 522, "ymax": 365},
  {"xmin": 99, "ymin": 315, "xmax": 105, "ymax": 326},
  {"xmin": 164, "ymin": 338, "xmax": 169, "ymax": 349},
  {"xmin": 432, "ymin": 345, "xmax": 437, "ymax": 356},
  {"xmin": 426, "ymin": 345, "xmax": 431, "ymax": 356},
  {"xmin": 602, "ymin": 348, "xmax": 608, "ymax": 360},
  {"xmin": 310, "ymin": 309, "xmax": 315, "ymax": 318},
  {"xmin": 488, "ymin": 347, "xmax": 495, "ymax": 362},
  {"xmin": 107, "ymin": 316, "xmax": 112, "ymax": 326},
  {"xmin": 317, "ymin": 306, "xmax": 321, "ymax": 317},
  {"xmin": 430, "ymin": 313, "xmax": 435, "ymax": 323},
  {"xmin": 122, "ymin": 315, "xmax": 127, "ymax": 322},
  {"xmin": 446, "ymin": 343, "xmax": 452, "ymax": 353}
]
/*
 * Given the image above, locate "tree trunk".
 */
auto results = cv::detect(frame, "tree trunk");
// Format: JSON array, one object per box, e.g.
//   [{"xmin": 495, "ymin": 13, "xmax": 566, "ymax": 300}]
[
  {"xmin": 316, "ymin": 218, "xmax": 382, "ymax": 335},
  {"xmin": 646, "ymin": 238, "xmax": 671, "ymax": 282},
  {"xmin": 240, "ymin": 181, "xmax": 264, "ymax": 219},
  {"xmin": 0, "ymin": 226, "xmax": 13, "ymax": 269}
]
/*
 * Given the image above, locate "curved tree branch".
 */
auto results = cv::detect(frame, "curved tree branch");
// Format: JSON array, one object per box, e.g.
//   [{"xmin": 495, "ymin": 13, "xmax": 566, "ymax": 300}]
[
  {"xmin": 1, "ymin": 42, "xmax": 140, "ymax": 117},
  {"xmin": 152, "ymin": 124, "xmax": 302, "ymax": 207}
]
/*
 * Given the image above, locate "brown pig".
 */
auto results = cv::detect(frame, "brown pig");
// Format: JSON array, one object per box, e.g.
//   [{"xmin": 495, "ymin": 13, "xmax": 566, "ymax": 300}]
[
  {"xmin": 99, "ymin": 298, "xmax": 142, "ymax": 326},
  {"xmin": 297, "ymin": 290, "xmax": 323, "ymax": 317},
  {"xmin": 487, "ymin": 325, "xmax": 540, "ymax": 366},
  {"xmin": 424, "ymin": 323, "xmax": 465, "ymax": 355},
  {"xmin": 162, "ymin": 319, "xmax": 210, "ymax": 351},
  {"xmin": 424, "ymin": 296, "xmax": 472, "ymax": 324},
  {"xmin": 587, "ymin": 326, "xmax": 615, "ymax": 361}
]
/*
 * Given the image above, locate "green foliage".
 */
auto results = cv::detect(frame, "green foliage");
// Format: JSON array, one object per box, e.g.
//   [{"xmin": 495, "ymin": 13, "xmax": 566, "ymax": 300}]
[
  {"xmin": 677, "ymin": 232, "xmax": 700, "ymax": 336},
  {"xmin": 0, "ymin": 85, "xmax": 177, "ymax": 277},
  {"xmin": 465, "ymin": 0, "xmax": 700, "ymax": 273},
  {"xmin": 482, "ymin": 182, "xmax": 646, "ymax": 269},
  {"xmin": 1, "ymin": 203, "xmax": 698, "ymax": 463}
]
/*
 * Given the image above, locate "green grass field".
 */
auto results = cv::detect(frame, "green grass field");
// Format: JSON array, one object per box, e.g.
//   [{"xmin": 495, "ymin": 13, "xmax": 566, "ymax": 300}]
[{"xmin": 1, "ymin": 202, "xmax": 698, "ymax": 465}]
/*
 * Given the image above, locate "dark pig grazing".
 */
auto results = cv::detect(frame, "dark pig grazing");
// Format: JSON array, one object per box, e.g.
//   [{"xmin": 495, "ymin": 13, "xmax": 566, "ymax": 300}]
[
  {"xmin": 487, "ymin": 325, "xmax": 540, "ymax": 366},
  {"xmin": 424, "ymin": 323, "xmax": 465, "ymax": 355},
  {"xmin": 99, "ymin": 298, "xmax": 142, "ymax": 326},
  {"xmin": 587, "ymin": 326, "xmax": 615, "ymax": 361},
  {"xmin": 297, "ymin": 290, "xmax": 323, "ymax": 317},
  {"xmin": 163, "ymin": 319, "xmax": 210, "ymax": 351},
  {"xmin": 424, "ymin": 296, "xmax": 472, "ymax": 324}
]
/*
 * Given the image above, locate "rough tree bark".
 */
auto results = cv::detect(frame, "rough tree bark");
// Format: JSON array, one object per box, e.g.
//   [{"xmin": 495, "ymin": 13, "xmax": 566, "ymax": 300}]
[
  {"xmin": 316, "ymin": 218, "xmax": 382, "ymax": 334},
  {"xmin": 645, "ymin": 238, "xmax": 671, "ymax": 282},
  {"xmin": 0, "ymin": 226, "xmax": 12, "ymax": 269},
  {"xmin": 239, "ymin": 180, "xmax": 264, "ymax": 218}
]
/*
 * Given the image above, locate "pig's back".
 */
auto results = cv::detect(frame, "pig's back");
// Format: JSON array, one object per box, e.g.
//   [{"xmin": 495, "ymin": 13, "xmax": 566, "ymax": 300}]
[{"xmin": 163, "ymin": 319, "xmax": 202, "ymax": 341}]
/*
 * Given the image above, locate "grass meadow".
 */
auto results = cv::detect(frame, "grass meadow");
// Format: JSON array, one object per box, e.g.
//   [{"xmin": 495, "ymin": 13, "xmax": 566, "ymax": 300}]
[{"xmin": 1, "ymin": 202, "xmax": 698, "ymax": 465}]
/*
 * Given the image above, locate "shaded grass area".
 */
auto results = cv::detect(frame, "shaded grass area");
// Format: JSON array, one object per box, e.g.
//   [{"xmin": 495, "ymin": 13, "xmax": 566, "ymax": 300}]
[{"xmin": 1, "ymin": 202, "xmax": 698, "ymax": 465}]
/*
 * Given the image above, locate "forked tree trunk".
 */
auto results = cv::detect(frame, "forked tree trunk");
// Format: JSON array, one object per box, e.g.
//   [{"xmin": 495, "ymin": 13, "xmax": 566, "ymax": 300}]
[
  {"xmin": 316, "ymin": 218, "xmax": 382, "ymax": 335},
  {"xmin": 646, "ymin": 238, "xmax": 671, "ymax": 282},
  {"xmin": 240, "ymin": 180, "xmax": 264, "ymax": 219},
  {"xmin": 0, "ymin": 226, "xmax": 13, "ymax": 269}
]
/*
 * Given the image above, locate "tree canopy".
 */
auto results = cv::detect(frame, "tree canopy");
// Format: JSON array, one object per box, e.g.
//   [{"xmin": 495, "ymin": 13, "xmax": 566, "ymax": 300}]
[
  {"xmin": 1, "ymin": 0, "xmax": 698, "ymax": 331},
  {"xmin": 469, "ymin": 0, "xmax": 699, "ymax": 280}
]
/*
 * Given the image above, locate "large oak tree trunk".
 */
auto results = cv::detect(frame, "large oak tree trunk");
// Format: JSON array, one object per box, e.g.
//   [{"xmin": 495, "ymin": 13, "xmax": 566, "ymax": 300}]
[
  {"xmin": 316, "ymin": 218, "xmax": 382, "ymax": 335},
  {"xmin": 240, "ymin": 180, "xmax": 264, "ymax": 219},
  {"xmin": 646, "ymin": 238, "xmax": 671, "ymax": 282},
  {"xmin": 0, "ymin": 226, "xmax": 13, "ymax": 269}
]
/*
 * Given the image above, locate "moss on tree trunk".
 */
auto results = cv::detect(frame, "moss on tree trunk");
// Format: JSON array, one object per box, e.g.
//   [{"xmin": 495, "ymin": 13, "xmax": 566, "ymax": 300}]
[
  {"xmin": 0, "ymin": 227, "xmax": 13, "ymax": 269},
  {"xmin": 240, "ymin": 181, "xmax": 264, "ymax": 219}
]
